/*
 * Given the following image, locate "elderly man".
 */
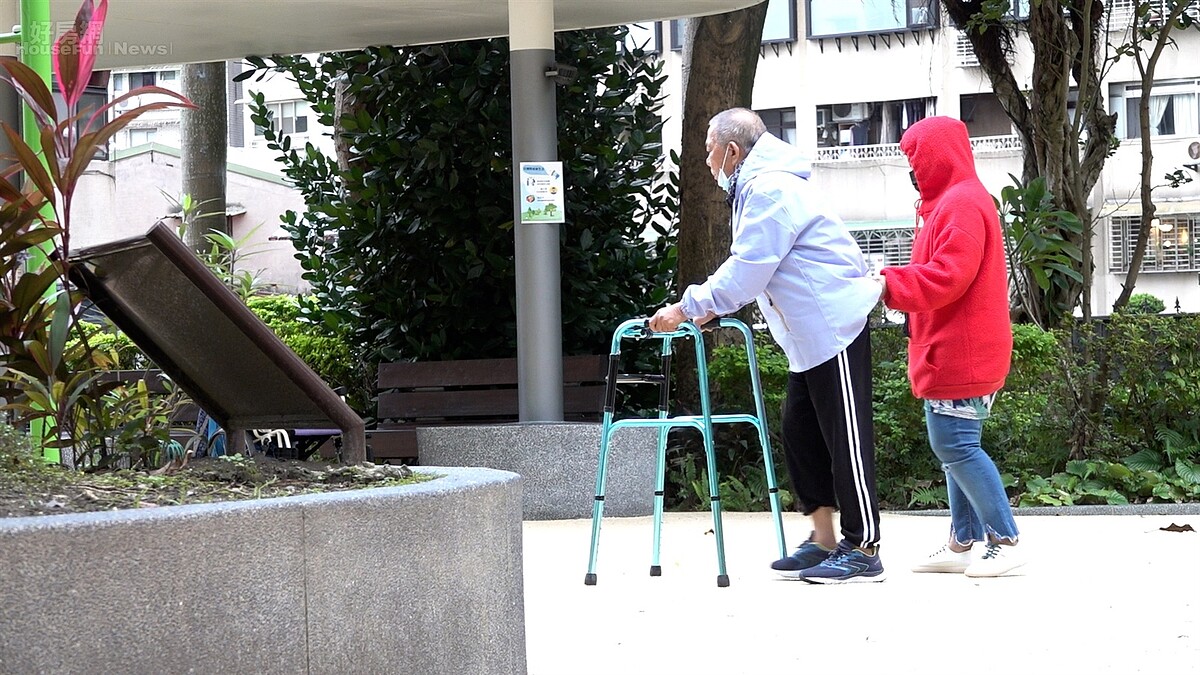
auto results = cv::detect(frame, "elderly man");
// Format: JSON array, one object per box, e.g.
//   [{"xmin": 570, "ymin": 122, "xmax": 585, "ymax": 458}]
[{"xmin": 648, "ymin": 108, "xmax": 885, "ymax": 584}]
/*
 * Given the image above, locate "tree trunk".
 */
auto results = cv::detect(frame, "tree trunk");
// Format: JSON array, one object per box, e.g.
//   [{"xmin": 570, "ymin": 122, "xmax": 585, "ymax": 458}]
[
  {"xmin": 940, "ymin": 0, "xmax": 1116, "ymax": 328},
  {"xmin": 675, "ymin": 2, "xmax": 769, "ymax": 407},
  {"xmin": 181, "ymin": 62, "xmax": 229, "ymax": 252}
]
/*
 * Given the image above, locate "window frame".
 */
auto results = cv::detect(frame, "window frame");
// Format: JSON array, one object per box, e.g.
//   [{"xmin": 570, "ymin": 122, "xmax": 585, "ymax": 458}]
[
  {"xmin": 1109, "ymin": 214, "xmax": 1200, "ymax": 273},
  {"xmin": 806, "ymin": 0, "xmax": 941, "ymax": 39}
]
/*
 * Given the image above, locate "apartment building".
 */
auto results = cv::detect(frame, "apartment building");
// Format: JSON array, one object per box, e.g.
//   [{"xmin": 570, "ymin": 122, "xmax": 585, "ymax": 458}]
[
  {"xmin": 639, "ymin": 0, "xmax": 1200, "ymax": 314},
  {"xmin": 90, "ymin": 3, "xmax": 1200, "ymax": 311},
  {"xmin": 75, "ymin": 60, "xmax": 333, "ymax": 293}
]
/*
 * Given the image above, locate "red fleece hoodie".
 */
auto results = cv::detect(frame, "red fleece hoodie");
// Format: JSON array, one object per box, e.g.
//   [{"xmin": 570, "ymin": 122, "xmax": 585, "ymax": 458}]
[{"xmin": 880, "ymin": 116, "xmax": 1012, "ymax": 400}]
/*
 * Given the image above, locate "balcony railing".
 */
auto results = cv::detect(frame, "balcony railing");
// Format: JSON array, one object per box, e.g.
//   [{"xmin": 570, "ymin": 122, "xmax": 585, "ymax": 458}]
[{"xmin": 814, "ymin": 134, "xmax": 1022, "ymax": 162}]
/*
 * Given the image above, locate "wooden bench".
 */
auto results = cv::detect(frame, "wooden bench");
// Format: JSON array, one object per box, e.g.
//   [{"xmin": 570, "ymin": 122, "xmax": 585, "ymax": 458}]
[
  {"xmin": 367, "ymin": 355, "xmax": 610, "ymax": 464},
  {"xmin": 100, "ymin": 355, "xmax": 610, "ymax": 464}
]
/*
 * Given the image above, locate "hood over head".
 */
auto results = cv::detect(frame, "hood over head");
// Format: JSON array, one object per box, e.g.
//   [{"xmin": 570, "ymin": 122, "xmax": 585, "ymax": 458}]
[
  {"xmin": 899, "ymin": 116, "xmax": 977, "ymax": 201},
  {"xmin": 736, "ymin": 132, "xmax": 812, "ymax": 186}
]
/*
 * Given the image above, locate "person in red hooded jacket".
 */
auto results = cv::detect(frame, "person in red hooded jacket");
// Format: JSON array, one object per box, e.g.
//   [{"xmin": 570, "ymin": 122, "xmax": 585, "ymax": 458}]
[{"xmin": 878, "ymin": 116, "xmax": 1024, "ymax": 578}]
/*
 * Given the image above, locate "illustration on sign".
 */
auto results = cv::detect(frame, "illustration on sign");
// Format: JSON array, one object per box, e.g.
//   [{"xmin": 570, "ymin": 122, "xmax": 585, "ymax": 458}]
[{"xmin": 519, "ymin": 161, "xmax": 565, "ymax": 224}]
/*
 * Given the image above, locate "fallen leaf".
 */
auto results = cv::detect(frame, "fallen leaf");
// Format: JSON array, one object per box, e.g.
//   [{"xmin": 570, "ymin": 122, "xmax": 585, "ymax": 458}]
[{"xmin": 1160, "ymin": 523, "xmax": 1195, "ymax": 533}]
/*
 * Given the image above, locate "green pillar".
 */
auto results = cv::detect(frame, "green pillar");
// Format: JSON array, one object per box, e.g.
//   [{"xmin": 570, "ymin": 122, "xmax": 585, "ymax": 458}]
[
  {"xmin": 19, "ymin": 0, "xmax": 57, "ymax": 462},
  {"xmin": 20, "ymin": 0, "xmax": 51, "ymax": 153}
]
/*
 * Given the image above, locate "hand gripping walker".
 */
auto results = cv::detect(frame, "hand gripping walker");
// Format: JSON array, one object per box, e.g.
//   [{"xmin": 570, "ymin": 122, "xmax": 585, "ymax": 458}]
[{"xmin": 583, "ymin": 317, "xmax": 787, "ymax": 588}]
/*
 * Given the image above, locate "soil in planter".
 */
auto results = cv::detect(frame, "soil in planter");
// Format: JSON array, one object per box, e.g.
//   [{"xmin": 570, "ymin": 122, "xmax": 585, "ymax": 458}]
[{"xmin": 0, "ymin": 452, "xmax": 423, "ymax": 519}]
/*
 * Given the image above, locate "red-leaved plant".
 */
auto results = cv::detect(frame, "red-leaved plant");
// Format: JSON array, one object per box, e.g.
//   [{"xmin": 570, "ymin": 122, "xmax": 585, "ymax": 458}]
[{"xmin": 0, "ymin": 0, "xmax": 193, "ymax": 462}]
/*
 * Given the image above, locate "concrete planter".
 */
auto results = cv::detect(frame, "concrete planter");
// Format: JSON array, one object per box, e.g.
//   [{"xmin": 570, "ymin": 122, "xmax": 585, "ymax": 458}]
[
  {"xmin": 0, "ymin": 467, "xmax": 525, "ymax": 675},
  {"xmin": 419, "ymin": 422, "xmax": 657, "ymax": 520}
]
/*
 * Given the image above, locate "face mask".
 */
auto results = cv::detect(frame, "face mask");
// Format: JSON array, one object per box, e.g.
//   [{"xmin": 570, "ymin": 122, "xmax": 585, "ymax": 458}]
[
  {"xmin": 716, "ymin": 144, "xmax": 733, "ymax": 191},
  {"xmin": 909, "ymin": 169, "xmax": 919, "ymax": 192}
]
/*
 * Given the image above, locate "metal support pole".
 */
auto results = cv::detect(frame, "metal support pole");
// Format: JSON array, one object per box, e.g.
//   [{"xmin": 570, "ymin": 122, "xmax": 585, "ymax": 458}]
[
  {"xmin": 509, "ymin": 0, "xmax": 563, "ymax": 421},
  {"xmin": 19, "ymin": 0, "xmax": 55, "ymax": 461},
  {"xmin": 20, "ymin": 0, "xmax": 51, "ymax": 153}
]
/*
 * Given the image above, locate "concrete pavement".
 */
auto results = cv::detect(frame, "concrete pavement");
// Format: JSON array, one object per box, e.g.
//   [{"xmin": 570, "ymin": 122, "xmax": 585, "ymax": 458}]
[{"xmin": 524, "ymin": 509, "xmax": 1200, "ymax": 675}]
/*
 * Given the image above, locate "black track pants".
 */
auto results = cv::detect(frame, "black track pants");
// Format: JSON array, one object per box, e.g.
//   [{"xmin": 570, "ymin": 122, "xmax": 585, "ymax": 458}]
[{"xmin": 781, "ymin": 324, "xmax": 881, "ymax": 548}]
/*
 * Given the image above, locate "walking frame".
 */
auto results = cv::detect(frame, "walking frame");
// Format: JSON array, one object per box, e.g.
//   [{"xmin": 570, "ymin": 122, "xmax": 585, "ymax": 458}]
[{"xmin": 584, "ymin": 317, "xmax": 787, "ymax": 588}]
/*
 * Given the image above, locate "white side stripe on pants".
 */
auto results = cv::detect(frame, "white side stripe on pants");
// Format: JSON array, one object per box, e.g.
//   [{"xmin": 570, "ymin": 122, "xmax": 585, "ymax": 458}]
[{"xmin": 836, "ymin": 350, "xmax": 876, "ymax": 546}]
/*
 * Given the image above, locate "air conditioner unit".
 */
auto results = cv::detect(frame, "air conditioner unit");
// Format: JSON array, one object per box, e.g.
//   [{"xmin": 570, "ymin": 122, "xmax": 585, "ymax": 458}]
[{"xmin": 832, "ymin": 103, "xmax": 870, "ymax": 123}]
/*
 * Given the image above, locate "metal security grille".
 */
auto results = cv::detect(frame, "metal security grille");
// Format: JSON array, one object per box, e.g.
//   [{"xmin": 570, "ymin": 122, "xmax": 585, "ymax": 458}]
[
  {"xmin": 1109, "ymin": 215, "xmax": 1200, "ymax": 272},
  {"xmin": 850, "ymin": 226, "xmax": 915, "ymax": 267},
  {"xmin": 1106, "ymin": 0, "xmax": 1200, "ymax": 28}
]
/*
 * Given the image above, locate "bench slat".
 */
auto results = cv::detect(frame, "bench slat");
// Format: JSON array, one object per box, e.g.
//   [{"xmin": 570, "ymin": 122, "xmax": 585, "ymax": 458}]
[
  {"xmin": 377, "ymin": 355, "xmax": 607, "ymax": 389},
  {"xmin": 378, "ymin": 384, "xmax": 605, "ymax": 421},
  {"xmin": 365, "ymin": 428, "xmax": 418, "ymax": 460}
]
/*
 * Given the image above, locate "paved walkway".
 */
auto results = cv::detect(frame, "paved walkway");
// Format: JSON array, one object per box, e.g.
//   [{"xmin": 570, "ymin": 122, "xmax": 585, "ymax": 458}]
[{"xmin": 524, "ymin": 509, "xmax": 1200, "ymax": 675}]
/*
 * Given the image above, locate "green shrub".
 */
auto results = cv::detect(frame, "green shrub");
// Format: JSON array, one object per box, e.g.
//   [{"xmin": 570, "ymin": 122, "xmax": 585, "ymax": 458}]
[
  {"xmin": 671, "ymin": 314, "xmax": 1200, "ymax": 511},
  {"xmin": 984, "ymin": 323, "xmax": 1070, "ymax": 477},
  {"xmin": 66, "ymin": 321, "xmax": 149, "ymax": 371},
  {"xmin": 1122, "ymin": 292, "xmax": 1165, "ymax": 315},
  {"xmin": 246, "ymin": 26, "xmax": 676, "ymax": 365},
  {"xmin": 246, "ymin": 295, "xmax": 361, "ymax": 406},
  {"xmin": 664, "ymin": 330, "xmax": 792, "ymax": 512},
  {"xmin": 869, "ymin": 323, "xmax": 940, "ymax": 508}
]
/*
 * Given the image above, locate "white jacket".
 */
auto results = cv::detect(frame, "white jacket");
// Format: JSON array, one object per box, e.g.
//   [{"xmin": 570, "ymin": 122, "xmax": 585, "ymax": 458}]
[{"xmin": 680, "ymin": 133, "xmax": 881, "ymax": 372}]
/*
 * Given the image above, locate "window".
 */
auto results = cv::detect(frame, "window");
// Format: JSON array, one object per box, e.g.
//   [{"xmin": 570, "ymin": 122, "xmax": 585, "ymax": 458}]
[
  {"xmin": 160, "ymin": 70, "xmax": 177, "ymax": 82},
  {"xmin": 1106, "ymin": 0, "xmax": 1200, "ymax": 28},
  {"xmin": 817, "ymin": 98, "xmax": 933, "ymax": 147},
  {"xmin": 762, "ymin": 0, "xmax": 797, "ymax": 44},
  {"xmin": 254, "ymin": 100, "xmax": 310, "ymax": 137},
  {"xmin": 127, "ymin": 71, "xmax": 157, "ymax": 88},
  {"xmin": 1109, "ymin": 215, "xmax": 1199, "ymax": 272},
  {"xmin": 53, "ymin": 79, "xmax": 110, "ymax": 160},
  {"xmin": 758, "ymin": 107, "xmax": 797, "ymax": 145},
  {"xmin": 1112, "ymin": 80, "xmax": 1200, "ymax": 139},
  {"xmin": 669, "ymin": 0, "xmax": 797, "ymax": 49},
  {"xmin": 960, "ymin": 93, "xmax": 1013, "ymax": 137},
  {"xmin": 128, "ymin": 128, "xmax": 158, "ymax": 146},
  {"xmin": 808, "ymin": 0, "xmax": 939, "ymax": 38},
  {"xmin": 112, "ymin": 73, "xmax": 126, "ymax": 90}
]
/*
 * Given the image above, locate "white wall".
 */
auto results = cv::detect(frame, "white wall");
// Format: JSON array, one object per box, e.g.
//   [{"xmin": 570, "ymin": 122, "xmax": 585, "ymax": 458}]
[{"xmin": 72, "ymin": 147, "xmax": 310, "ymax": 294}]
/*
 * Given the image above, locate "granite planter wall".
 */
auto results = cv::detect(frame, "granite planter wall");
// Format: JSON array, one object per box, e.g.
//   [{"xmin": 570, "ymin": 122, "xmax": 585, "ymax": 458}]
[
  {"xmin": 419, "ymin": 422, "xmax": 657, "ymax": 520},
  {"xmin": 0, "ymin": 467, "xmax": 525, "ymax": 675}
]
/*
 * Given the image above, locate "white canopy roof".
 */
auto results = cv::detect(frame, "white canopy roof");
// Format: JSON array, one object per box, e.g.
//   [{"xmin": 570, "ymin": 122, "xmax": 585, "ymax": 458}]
[{"xmin": 48, "ymin": 0, "xmax": 758, "ymax": 69}]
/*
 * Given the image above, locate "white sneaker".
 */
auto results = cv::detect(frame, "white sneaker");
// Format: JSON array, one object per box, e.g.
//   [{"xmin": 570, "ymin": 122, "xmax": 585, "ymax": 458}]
[
  {"xmin": 911, "ymin": 543, "xmax": 972, "ymax": 573},
  {"xmin": 964, "ymin": 542, "xmax": 1025, "ymax": 577}
]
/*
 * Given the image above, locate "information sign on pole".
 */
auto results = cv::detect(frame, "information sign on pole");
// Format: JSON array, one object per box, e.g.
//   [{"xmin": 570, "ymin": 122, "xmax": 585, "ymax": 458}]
[{"xmin": 518, "ymin": 161, "xmax": 565, "ymax": 224}]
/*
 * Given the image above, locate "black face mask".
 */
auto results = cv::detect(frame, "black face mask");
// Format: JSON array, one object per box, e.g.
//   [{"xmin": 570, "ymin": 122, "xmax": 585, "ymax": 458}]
[{"xmin": 909, "ymin": 170, "xmax": 919, "ymax": 192}]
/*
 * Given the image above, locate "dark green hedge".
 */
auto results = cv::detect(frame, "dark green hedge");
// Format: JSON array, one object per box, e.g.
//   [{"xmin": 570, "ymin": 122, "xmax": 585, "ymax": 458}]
[{"xmin": 669, "ymin": 314, "xmax": 1200, "ymax": 511}]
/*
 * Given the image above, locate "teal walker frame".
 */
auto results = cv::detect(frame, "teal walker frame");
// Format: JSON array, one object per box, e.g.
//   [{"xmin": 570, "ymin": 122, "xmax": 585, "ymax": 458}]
[{"xmin": 583, "ymin": 317, "xmax": 787, "ymax": 588}]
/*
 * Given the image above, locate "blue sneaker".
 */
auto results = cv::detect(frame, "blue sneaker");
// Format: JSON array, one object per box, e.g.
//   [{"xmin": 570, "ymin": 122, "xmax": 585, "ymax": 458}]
[
  {"xmin": 799, "ymin": 541, "xmax": 886, "ymax": 584},
  {"xmin": 770, "ymin": 537, "xmax": 834, "ymax": 578}
]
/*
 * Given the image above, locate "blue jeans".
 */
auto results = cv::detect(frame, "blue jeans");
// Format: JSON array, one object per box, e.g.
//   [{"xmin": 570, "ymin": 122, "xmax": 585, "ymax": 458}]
[{"xmin": 925, "ymin": 410, "xmax": 1018, "ymax": 545}]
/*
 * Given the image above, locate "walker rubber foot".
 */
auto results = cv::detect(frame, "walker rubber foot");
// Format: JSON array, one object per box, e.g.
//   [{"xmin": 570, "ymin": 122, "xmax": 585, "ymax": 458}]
[
  {"xmin": 650, "ymin": 565, "xmax": 661, "ymax": 577},
  {"xmin": 584, "ymin": 573, "xmax": 597, "ymax": 586},
  {"xmin": 717, "ymin": 574, "xmax": 730, "ymax": 588}
]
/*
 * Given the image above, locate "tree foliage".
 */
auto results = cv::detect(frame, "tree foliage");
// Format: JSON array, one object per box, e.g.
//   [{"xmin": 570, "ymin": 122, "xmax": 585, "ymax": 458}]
[
  {"xmin": 243, "ymin": 27, "xmax": 677, "ymax": 364},
  {"xmin": 942, "ymin": 0, "xmax": 1118, "ymax": 327}
]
